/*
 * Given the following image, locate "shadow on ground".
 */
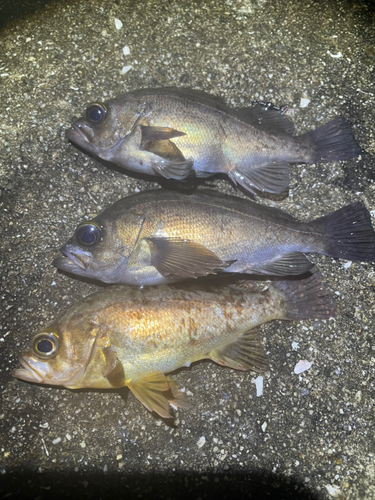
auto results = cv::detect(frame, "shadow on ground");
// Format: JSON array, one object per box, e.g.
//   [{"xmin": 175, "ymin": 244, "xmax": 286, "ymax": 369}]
[{"xmin": 1, "ymin": 469, "xmax": 325, "ymax": 500}]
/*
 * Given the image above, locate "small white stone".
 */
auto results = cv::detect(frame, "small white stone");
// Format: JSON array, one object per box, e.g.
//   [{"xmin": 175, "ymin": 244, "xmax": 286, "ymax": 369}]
[
  {"xmin": 292, "ymin": 342, "xmax": 299, "ymax": 351},
  {"xmin": 255, "ymin": 376, "xmax": 263, "ymax": 397},
  {"xmin": 123, "ymin": 46, "xmax": 130, "ymax": 56},
  {"xmin": 300, "ymin": 98, "xmax": 310, "ymax": 108},
  {"xmin": 294, "ymin": 360, "xmax": 313, "ymax": 374},
  {"xmin": 121, "ymin": 65, "xmax": 132, "ymax": 74},
  {"xmin": 80, "ymin": 441, "xmax": 86, "ymax": 448},
  {"xmin": 114, "ymin": 18, "xmax": 123, "ymax": 30},
  {"xmin": 325, "ymin": 484, "xmax": 341, "ymax": 497},
  {"xmin": 197, "ymin": 436, "xmax": 206, "ymax": 448},
  {"xmin": 343, "ymin": 261, "xmax": 352, "ymax": 269},
  {"xmin": 66, "ymin": 434, "xmax": 71, "ymax": 441},
  {"xmin": 261, "ymin": 422, "xmax": 267, "ymax": 432},
  {"xmin": 52, "ymin": 437, "xmax": 61, "ymax": 445}
]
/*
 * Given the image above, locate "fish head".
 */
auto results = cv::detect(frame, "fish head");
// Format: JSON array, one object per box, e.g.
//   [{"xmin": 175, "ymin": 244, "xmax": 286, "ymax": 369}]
[
  {"xmin": 66, "ymin": 96, "xmax": 147, "ymax": 166},
  {"xmin": 53, "ymin": 205, "xmax": 146, "ymax": 284},
  {"xmin": 12, "ymin": 319, "xmax": 101, "ymax": 389}
]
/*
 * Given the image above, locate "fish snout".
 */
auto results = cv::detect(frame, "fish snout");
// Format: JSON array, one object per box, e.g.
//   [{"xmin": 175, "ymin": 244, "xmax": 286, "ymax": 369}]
[
  {"xmin": 53, "ymin": 245, "xmax": 93, "ymax": 272},
  {"xmin": 66, "ymin": 118, "xmax": 95, "ymax": 146},
  {"xmin": 12, "ymin": 353, "xmax": 47, "ymax": 384}
]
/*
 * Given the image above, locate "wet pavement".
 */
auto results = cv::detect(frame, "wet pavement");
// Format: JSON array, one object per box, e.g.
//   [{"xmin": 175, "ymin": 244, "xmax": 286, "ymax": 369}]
[{"xmin": 1, "ymin": 0, "xmax": 375, "ymax": 499}]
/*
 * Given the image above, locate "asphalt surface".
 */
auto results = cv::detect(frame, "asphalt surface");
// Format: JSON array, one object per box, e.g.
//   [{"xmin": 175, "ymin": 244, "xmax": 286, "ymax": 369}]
[{"xmin": 1, "ymin": 0, "xmax": 375, "ymax": 499}]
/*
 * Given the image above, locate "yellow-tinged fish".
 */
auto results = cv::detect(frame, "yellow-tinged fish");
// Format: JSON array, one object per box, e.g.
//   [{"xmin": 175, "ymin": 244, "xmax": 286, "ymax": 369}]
[
  {"xmin": 65, "ymin": 87, "xmax": 361, "ymax": 195},
  {"xmin": 13, "ymin": 270, "xmax": 335, "ymax": 418},
  {"xmin": 53, "ymin": 189, "xmax": 375, "ymax": 286}
]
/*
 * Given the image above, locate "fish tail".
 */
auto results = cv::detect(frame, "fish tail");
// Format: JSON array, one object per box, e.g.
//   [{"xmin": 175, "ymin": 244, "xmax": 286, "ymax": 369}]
[
  {"xmin": 274, "ymin": 267, "xmax": 337, "ymax": 320},
  {"xmin": 301, "ymin": 116, "xmax": 361, "ymax": 162},
  {"xmin": 314, "ymin": 202, "xmax": 375, "ymax": 262}
]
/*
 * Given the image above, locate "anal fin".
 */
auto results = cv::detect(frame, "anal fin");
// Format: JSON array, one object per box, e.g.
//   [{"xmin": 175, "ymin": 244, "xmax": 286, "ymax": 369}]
[
  {"xmin": 210, "ymin": 329, "xmax": 269, "ymax": 373},
  {"xmin": 249, "ymin": 252, "xmax": 314, "ymax": 276},
  {"xmin": 229, "ymin": 162, "xmax": 290, "ymax": 194}
]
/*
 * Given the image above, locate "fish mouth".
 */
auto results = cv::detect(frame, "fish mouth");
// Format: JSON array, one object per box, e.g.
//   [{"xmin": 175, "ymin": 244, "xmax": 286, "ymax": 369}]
[
  {"xmin": 53, "ymin": 246, "xmax": 92, "ymax": 272},
  {"xmin": 12, "ymin": 354, "xmax": 47, "ymax": 384},
  {"xmin": 66, "ymin": 122, "xmax": 91, "ymax": 144}
]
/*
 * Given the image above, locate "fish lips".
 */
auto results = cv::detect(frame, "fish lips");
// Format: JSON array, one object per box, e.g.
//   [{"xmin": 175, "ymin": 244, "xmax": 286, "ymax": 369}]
[
  {"xmin": 66, "ymin": 119, "xmax": 96, "ymax": 150},
  {"xmin": 12, "ymin": 354, "xmax": 47, "ymax": 384},
  {"xmin": 53, "ymin": 245, "xmax": 93, "ymax": 274}
]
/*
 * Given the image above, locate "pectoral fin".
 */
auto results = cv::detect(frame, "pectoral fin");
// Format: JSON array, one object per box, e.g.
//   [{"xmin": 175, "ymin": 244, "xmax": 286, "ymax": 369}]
[
  {"xmin": 143, "ymin": 139, "xmax": 185, "ymax": 161},
  {"xmin": 103, "ymin": 348, "xmax": 126, "ymax": 388},
  {"xmin": 127, "ymin": 372, "xmax": 190, "ymax": 418},
  {"xmin": 146, "ymin": 237, "xmax": 233, "ymax": 278},
  {"xmin": 210, "ymin": 329, "xmax": 269, "ymax": 373},
  {"xmin": 229, "ymin": 162, "xmax": 290, "ymax": 194},
  {"xmin": 140, "ymin": 125, "xmax": 186, "ymax": 147},
  {"xmin": 249, "ymin": 252, "xmax": 314, "ymax": 276}
]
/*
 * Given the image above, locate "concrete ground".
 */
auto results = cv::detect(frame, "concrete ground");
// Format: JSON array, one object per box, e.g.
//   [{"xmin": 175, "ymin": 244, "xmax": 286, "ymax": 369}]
[{"xmin": 1, "ymin": 0, "xmax": 374, "ymax": 498}]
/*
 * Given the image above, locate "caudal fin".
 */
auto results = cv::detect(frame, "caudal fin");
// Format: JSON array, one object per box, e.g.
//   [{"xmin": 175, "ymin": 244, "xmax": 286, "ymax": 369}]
[
  {"xmin": 302, "ymin": 116, "xmax": 361, "ymax": 163},
  {"xmin": 315, "ymin": 202, "xmax": 375, "ymax": 262},
  {"xmin": 274, "ymin": 267, "xmax": 337, "ymax": 320}
]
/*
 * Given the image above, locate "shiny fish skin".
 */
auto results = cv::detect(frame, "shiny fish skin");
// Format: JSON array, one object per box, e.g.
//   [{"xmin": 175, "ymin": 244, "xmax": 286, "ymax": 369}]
[
  {"xmin": 66, "ymin": 87, "xmax": 361, "ymax": 195},
  {"xmin": 53, "ymin": 189, "xmax": 375, "ymax": 286},
  {"xmin": 12, "ymin": 270, "xmax": 336, "ymax": 418}
]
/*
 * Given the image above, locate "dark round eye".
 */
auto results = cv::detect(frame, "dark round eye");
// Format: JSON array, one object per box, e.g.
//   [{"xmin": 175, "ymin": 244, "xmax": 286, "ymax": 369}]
[
  {"xmin": 33, "ymin": 332, "xmax": 59, "ymax": 359},
  {"xmin": 86, "ymin": 102, "xmax": 107, "ymax": 123},
  {"xmin": 75, "ymin": 223, "xmax": 101, "ymax": 247}
]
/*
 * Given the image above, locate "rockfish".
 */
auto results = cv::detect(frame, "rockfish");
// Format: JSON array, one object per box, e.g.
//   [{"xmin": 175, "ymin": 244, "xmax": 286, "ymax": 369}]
[
  {"xmin": 53, "ymin": 189, "xmax": 375, "ymax": 286},
  {"xmin": 13, "ymin": 270, "xmax": 335, "ymax": 418},
  {"xmin": 66, "ymin": 87, "xmax": 361, "ymax": 195}
]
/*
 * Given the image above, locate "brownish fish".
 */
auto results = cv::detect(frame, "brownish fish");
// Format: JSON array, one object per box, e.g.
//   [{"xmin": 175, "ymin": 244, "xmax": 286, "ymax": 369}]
[
  {"xmin": 13, "ymin": 270, "xmax": 336, "ymax": 418},
  {"xmin": 66, "ymin": 87, "xmax": 361, "ymax": 195},
  {"xmin": 53, "ymin": 189, "xmax": 375, "ymax": 286}
]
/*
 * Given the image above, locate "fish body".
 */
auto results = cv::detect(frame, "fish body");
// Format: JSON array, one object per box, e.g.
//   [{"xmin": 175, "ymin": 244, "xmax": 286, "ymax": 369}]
[
  {"xmin": 66, "ymin": 88, "xmax": 361, "ymax": 194},
  {"xmin": 13, "ymin": 271, "xmax": 336, "ymax": 418},
  {"xmin": 53, "ymin": 189, "xmax": 375, "ymax": 286}
]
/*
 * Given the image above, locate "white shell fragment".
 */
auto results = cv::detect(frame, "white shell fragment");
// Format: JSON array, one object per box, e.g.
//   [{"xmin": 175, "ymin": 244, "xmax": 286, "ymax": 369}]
[
  {"xmin": 327, "ymin": 50, "xmax": 342, "ymax": 58},
  {"xmin": 294, "ymin": 360, "xmax": 313, "ymax": 374},
  {"xmin": 255, "ymin": 375, "xmax": 263, "ymax": 397},
  {"xmin": 121, "ymin": 65, "xmax": 132, "ymax": 74},
  {"xmin": 122, "ymin": 45, "xmax": 130, "ymax": 56},
  {"xmin": 300, "ymin": 98, "xmax": 310, "ymax": 108},
  {"xmin": 291, "ymin": 341, "xmax": 299, "ymax": 351},
  {"xmin": 114, "ymin": 18, "xmax": 123, "ymax": 30},
  {"xmin": 197, "ymin": 436, "xmax": 206, "ymax": 448}
]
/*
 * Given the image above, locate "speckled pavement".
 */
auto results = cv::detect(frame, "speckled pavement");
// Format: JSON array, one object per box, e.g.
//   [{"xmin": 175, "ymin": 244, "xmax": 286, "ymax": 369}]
[{"xmin": 1, "ymin": 1, "xmax": 374, "ymax": 499}]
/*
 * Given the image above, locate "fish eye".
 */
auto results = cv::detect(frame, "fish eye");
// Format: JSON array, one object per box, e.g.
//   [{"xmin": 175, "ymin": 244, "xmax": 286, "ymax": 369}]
[
  {"xmin": 86, "ymin": 102, "xmax": 107, "ymax": 124},
  {"xmin": 75, "ymin": 222, "xmax": 101, "ymax": 247},
  {"xmin": 33, "ymin": 331, "xmax": 59, "ymax": 359}
]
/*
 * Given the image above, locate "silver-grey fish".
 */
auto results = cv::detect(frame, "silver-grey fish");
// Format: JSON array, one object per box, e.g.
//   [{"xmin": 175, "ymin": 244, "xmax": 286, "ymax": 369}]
[
  {"xmin": 66, "ymin": 87, "xmax": 361, "ymax": 195},
  {"xmin": 13, "ymin": 270, "xmax": 336, "ymax": 418},
  {"xmin": 53, "ymin": 189, "xmax": 375, "ymax": 286}
]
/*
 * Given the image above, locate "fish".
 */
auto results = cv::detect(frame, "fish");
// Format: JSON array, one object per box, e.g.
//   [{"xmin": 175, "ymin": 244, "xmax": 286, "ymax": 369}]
[
  {"xmin": 65, "ymin": 87, "xmax": 361, "ymax": 195},
  {"xmin": 13, "ymin": 269, "xmax": 336, "ymax": 418},
  {"xmin": 52, "ymin": 189, "xmax": 375, "ymax": 286}
]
